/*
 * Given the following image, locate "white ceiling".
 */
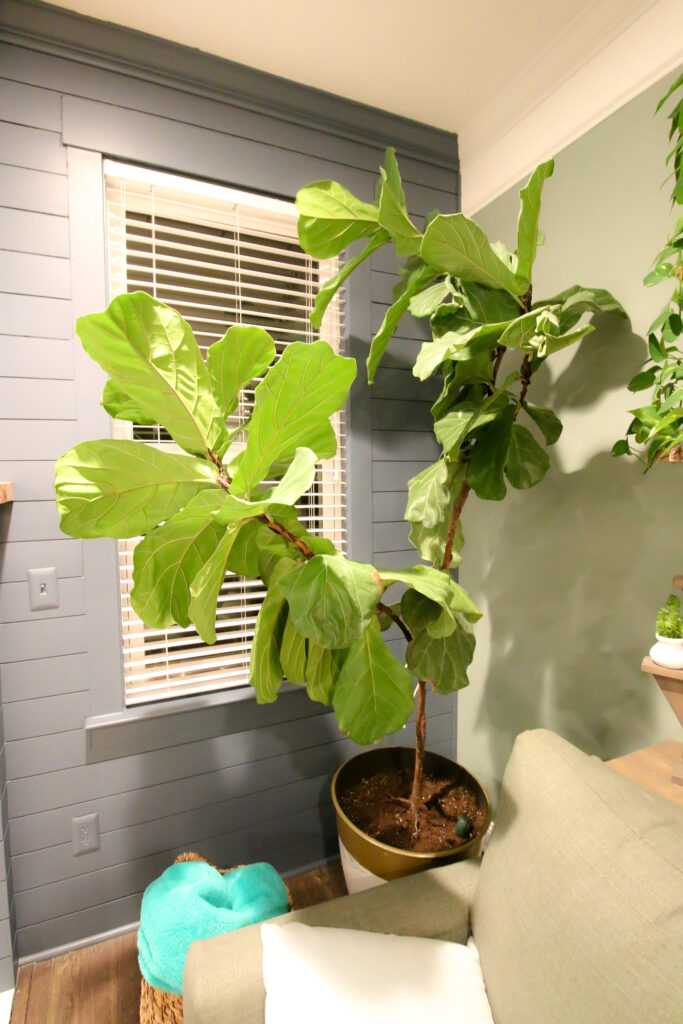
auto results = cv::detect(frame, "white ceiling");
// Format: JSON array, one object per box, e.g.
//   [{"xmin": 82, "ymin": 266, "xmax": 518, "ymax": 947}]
[{"xmin": 48, "ymin": 0, "xmax": 683, "ymax": 211}]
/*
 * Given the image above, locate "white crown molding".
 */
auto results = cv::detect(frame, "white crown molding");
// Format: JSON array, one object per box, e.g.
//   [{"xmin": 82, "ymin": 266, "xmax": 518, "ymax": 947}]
[{"xmin": 461, "ymin": 0, "xmax": 683, "ymax": 214}]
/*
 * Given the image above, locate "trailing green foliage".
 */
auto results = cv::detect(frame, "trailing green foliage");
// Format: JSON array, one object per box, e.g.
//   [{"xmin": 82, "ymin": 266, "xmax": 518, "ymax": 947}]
[
  {"xmin": 614, "ymin": 77, "xmax": 683, "ymax": 468},
  {"xmin": 656, "ymin": 593, "xmax": 683, "ymax": 639}
]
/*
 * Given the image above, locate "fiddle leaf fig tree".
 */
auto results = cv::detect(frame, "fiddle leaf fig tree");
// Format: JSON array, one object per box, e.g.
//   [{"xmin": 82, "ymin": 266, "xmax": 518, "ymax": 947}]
[
  {"xmin": 55, "ymin": 149, "xmax": 626, "ymax": 841},
  {"xmin": 55, "ymin": 290, "xmax": 481, "ymax": 831}
]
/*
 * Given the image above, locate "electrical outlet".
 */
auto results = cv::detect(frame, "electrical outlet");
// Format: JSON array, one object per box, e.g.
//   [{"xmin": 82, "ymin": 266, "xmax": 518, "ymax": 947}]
[
  {"xmin": 27, "ymin": 567, "xmax": 59, "ymax": 611},
  {"xmin": 72, "ymin": 813, "xmax": 100, "ymax": 856}
]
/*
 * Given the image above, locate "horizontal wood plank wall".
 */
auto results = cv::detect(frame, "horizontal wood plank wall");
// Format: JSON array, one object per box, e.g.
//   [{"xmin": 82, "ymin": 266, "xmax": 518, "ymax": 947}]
[{"xmin": 0, "ymin": 3, "xmax": 459, "ymax": 961}]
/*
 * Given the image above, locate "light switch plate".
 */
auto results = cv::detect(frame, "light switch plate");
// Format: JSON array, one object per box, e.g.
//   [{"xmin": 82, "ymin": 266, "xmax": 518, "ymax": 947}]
[{"xmin": 27, "ymin": 567, "xmax": 60, "ymax": 610}]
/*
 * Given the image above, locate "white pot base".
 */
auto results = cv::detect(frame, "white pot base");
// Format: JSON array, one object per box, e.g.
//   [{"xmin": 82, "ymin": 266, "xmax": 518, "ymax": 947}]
[
  {"xmin": 338, "ymin": 838, "xmax": 387, "ymax": 895},
  {"xmin": 650, "ymin": 636, "xmax": 683, "ymax": 670}
]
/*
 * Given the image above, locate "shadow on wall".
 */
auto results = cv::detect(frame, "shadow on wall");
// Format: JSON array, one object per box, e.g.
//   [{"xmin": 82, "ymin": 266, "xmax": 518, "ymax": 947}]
[{"xmin": 465, "ymin": 324, "xmax": 681, "ymax": 786}]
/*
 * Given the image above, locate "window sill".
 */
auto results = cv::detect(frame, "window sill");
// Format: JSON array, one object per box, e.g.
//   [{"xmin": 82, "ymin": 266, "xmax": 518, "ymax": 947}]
[{"xmin": 84, "ymin": 681, "xmax": 311, "ymax": 763}]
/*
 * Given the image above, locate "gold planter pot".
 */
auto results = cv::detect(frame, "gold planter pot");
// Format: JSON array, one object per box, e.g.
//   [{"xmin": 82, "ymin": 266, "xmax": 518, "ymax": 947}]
[{"xmin": 331, "ymin": 746, "xmax": 492, "ymax": 882}]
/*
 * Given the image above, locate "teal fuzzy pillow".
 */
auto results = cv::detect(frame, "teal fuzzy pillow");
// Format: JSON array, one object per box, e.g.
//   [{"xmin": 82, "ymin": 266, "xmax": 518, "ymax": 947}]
[{"xmin": 138, "ymin": 860, "xmax": 289, "ymax": 995}]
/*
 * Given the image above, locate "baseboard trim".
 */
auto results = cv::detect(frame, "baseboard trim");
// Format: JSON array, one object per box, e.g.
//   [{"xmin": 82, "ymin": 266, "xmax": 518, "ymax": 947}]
[{"xmin": 17, "ymin": 920, "xmax": 139, "ymax": 968}]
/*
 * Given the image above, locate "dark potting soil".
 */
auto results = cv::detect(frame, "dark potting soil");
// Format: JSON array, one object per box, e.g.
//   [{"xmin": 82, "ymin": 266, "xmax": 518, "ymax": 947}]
[{"xmin": 339, "ymin": 767, "xmax": 487, "ymax": 853}]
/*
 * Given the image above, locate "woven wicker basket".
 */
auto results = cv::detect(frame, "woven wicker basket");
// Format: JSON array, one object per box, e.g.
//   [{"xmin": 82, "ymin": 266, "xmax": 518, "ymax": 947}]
[{"xmin": 139, "ymin": 852, "xmax": 291, "ymax": 1024}]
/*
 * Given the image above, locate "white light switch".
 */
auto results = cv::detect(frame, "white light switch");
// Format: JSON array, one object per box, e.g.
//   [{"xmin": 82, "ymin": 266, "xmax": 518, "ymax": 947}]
[{"xmin": 27, "ymin": 567, "xmax": 60, "ymax": 610}]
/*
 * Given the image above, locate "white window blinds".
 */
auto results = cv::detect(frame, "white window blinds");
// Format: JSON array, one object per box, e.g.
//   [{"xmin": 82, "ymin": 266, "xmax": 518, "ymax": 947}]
[{"xmin": 104, "ymin": 161, "xmax": 346, "ymax": 706}]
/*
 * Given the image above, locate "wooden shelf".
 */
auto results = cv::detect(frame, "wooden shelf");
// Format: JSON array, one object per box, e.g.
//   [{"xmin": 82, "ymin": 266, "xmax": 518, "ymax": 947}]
[{"xmin": 0, "ymin": 482, "xmax": 13, "ymax": 504}]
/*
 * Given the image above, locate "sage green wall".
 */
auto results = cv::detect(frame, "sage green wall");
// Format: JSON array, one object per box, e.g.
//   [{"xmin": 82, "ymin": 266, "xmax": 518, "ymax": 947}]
[{"xmin": 458, "ymin": 69, "xmax": 683, "ymax": 798}]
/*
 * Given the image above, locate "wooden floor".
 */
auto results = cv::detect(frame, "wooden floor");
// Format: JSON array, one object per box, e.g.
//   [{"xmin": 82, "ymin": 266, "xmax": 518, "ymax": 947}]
[{"xmin": 9, "ymin": 861, "xmax": 347, "ymax": 1024}]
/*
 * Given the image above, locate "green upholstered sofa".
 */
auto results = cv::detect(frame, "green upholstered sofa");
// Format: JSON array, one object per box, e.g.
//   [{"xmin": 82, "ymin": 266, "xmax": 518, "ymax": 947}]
[{"xmin": 183, "ymin": 729, "xmax": 683, "ymax": 1024}]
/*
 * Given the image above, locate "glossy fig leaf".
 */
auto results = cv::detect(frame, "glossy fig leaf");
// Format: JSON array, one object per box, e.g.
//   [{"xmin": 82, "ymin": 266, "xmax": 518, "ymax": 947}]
[
  {"xmin": 421, "ymin": 214, "xmax": 528, "ymax": 295},
  {"xmin": 409, "ymin": 518, "xmax": 463, "ymax": 569},
  {"xmin": 516, "ymin": 160, "xmax": 554, "ymax": 283},
  {"xmin": 100, "ymin": 380, "xmax": 157, "ymax": 425},
  {"xmin": 280, "ymin": 612, "xmax": 308, "ymax": 684},
  {"xmin": 367, "ymin": 263, "xmax": 439, "ymax": 383},
  {"xmin": 231, "ymin": 341, "xmax": 355, "ymax": 498},
  {"xmin": 206, "ymin": 325, "xmax": 275, "ymax": 422},
  {"xmin": 408, "ymin": 280, "xmax": 452, "ymax": 318},
  {"xmin": 467, "ymin": 405, "xmax": 516, "ymax": 501},
  {"xmin": 402, "ymin": 591, "xmax": 475, "ymax": 693},
  {"xmin": 404, "ymin": 460, "xmax": 450, "ymax": 529},
  {"xmin": 504, "ymin": 424, "xmax": 550, "ymax": 489},
  {"xmin": 379, "ymin": 564, "xmax": 481, "ymax": 636},
  {"xmin": 522, "ymin": 402, "xmax": 563, "ymax": 445},
  {"xmin": 414, "ymin": 320, "xmax": 510, "ymax": 380},
  {"xmin": 305, "ymin": 642, "xmax": 342, "ymax": 706},
  {"xmin": 131, "ymin": 490, "xmax": 229, "ymax": 630},
  {"xmin": 249, "ymin": 557, "xmax": 299, "ymax": 703},
  {"xmin": 76, "ymin": 292, "xmax": 229, "ymax": 457},
  {"xmin": 279, "ymin": 555, "xmax": 383, "ymax": 649},
  {"xmin": 434, "ymin": 399, "xmax": 505, "ymax": 453},
  {"xmin": 332, "ymin": 619, "xmax": 414, "ymax": 744},
  {"xmin": 189, "ymin": 526, "xmax": 241, "ymax": 644},
  {"xmin": 541, "ymin": 285, "xmax": 626, "ymax": 330},
  {"xmin": 309, "ymin": 230, "xmax": 389, "ymax": 330},
  {"xmin": 377, "ymin": 148, "xmax": 422, "ymax": 256},
  {"xmin": 55, "ymin": 439, "xmax": 218, "ymax": 539},
  {"xmin": 262, "ymin": 448, "xmax": 318, "ymax": 506},
  {"xmin": 296, "ymin": 180, "xmax": 380, "ymax": 259}
]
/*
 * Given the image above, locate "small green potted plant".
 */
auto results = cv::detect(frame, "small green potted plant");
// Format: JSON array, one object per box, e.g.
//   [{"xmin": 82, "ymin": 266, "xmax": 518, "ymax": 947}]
[
  {"xmin": 54, "ymin": 150, "xmax": 625, "ymax": 891},
  {"xmin": 650, "ymin": 594, "xmax": 683, "ymax": 669}
]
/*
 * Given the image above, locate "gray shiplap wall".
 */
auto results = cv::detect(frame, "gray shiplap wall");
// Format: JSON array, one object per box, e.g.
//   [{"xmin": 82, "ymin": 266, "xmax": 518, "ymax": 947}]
[{"xmin": 0, "ymin": 1, "xmax": 458, "ymax": 959}]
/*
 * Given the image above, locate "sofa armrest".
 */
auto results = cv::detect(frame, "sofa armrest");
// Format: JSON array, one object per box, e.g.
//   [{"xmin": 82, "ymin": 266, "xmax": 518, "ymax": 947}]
[{"xmin": 183, "ymin": 858, "xmax": 480, "ymax": 1024}]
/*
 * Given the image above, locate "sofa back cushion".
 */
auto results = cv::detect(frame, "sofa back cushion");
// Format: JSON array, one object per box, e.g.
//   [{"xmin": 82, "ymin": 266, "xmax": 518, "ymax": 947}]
[{"xmin": 472, "ymin": 729, "xmax": 683, "ymax": 1024}]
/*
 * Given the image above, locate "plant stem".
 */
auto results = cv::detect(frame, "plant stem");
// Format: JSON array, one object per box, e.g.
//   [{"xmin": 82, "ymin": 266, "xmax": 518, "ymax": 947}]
[
  {"xmin": 256, "ymin": 514, "xmax": 315, "ymax": 560},
  {"xmin": 442, "ymin": 482, "xmax": 471, "ymax": 572},
  {"xmin": 409, "ymin": 679, "xmax": 427, "ymax": 837},
  {"xmin": 378, "ymin": 602, "xmax": 412, "ymax": 643}
]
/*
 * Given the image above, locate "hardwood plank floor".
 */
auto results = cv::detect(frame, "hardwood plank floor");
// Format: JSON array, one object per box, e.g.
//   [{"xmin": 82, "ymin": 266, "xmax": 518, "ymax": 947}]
[{"xmin": 10, "ymin": 860, "xmax": 347, "ymax": 1024}]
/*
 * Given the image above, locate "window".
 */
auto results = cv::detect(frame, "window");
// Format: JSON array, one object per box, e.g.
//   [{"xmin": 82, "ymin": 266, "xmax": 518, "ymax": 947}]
[{"xmin": 104, "ymin": 162, "xmax": 346, "ymax": 706}]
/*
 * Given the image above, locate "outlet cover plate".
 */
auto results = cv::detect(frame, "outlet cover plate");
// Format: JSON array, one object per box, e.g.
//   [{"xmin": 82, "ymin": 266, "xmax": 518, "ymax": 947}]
[
  {"xmin": 27, "ymin": 567, "xmax": 60, "ymax": 611},
  {"xmin": 72, "ymin": 813, "xmax": 100, "ymax": 855}
]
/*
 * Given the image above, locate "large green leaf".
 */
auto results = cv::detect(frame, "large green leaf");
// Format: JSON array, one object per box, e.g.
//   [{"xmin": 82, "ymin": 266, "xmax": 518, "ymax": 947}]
[
  {"xmin": 504, "ymin": 424, "xmax": 550, "ymax": 489},
  {"xmin": 402, "ymin": 591, "xmax": 474, "ymax": 693},
  {"xmin": 231, "ymin": 341, "xmax": 355, "ymax": 497},
  {"xmin": 55, "ymin": 439, "xmax": 218, "ymax": 539},
  {"xmin": 522, "ymin": 402, "xmax": 563, "ymax": 445},
  {"xmin": 296, "ymin": 180, "xmax": 380, "ymax": 259},
  {"xmin": 421, "ymin": 214, "xmax": 528, "ymax": 294},
  {"xmin": 332, "ymin": 619, "xmax": 414, "ymax": 744},
  {"xmin": 409, "ymin": 518, "xmax": 462, "ymax": 568},
  {"xmin": 408, "ymin": 280, "xmax": 452, "ymax": 318},
  {"xmin": 414, "ymin": 320, "xmax": 510, "ymax": 380},
  {"xmin": 404, "ymin": 460, "xmax": 450, "ymax": 529},
  {"xmin": 516, "ymin": 160, "xmax": 554, "ymax": 283},
  {"xmin": 189, "ymin": 526, "xmax": 240, "ymax": 644},
  {"xmin": 379, "ymin": 564, "xmax": 481, "ymax": 636},
  {"xmin": 131, "ymin": 491, "xmax": 228, "ymax": 629},
  {"xmin": 279, "ymin": 555, "xmax": 383, "ymax": 649},
  {"xmin": 467, "ymin": 406, "xmax": 516, "ymax": 501},
  {"xmin": 249, "ymin": 558, "xmax": 299, "ymax": 703},
  {"xmin": 541, "ymin": 285, "xmax": 626, "ymax": 330},
  {"xmin": 497, "ymin": 307, "xmax": 555, "ymax": 351},
  {"xmin": 206, "ymin": 326, "xmax": 275, "ymax": 421},
  {"xmin": 262, "ymin": 448, "xmax": 318, "ymax": 506},
  {"xmin": 76, "ymin": 292, "xmax": 229, "ymax": 457},
  {"xmin": 100, "ymin": 380, "xmax": 157, "ymax": 425},
  {"xmin": 434, "ymin": 400, "xmax": 505, "ymax": 452},
  {"xmin": 305, "ymin": 642, "xmax": 342, "ymax": 706},
  {"xmin": 189, "ymin": 520, "xmax": 293, "ymax": 644},
  {"xmin": 377, "ymin": 149, "xmax": 422, "ymax": 256},
  {"xmin": 280, "ymin": 612, "xmax": 308, "ymax": 684},
  {"xmin": 309, "ymin": 230, "xmax": 389, "ymax": 330},
  {"xmin": 367, "ymin": 263, "xmax": 439, "ymax": 383}
]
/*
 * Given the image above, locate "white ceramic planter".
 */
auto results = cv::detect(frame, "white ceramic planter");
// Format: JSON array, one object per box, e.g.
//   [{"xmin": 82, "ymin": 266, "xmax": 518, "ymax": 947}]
[
  {"xmin": 338, "ymin": 838, "xmax": 387, "ymax": 895},
  {"xmin": 649, "ymin": 634, "xmax": 683, "ymax": 670}
]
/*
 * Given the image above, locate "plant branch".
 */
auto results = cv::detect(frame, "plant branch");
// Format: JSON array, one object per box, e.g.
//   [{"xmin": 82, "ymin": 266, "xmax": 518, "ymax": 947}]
[
  {"xmin": 377, "ymin": 602, "xmax": 412, "ymax": 643},
  {"xmin": 256, "ymin": 514, "xmax": 315, "ymax": 560},
  {"xmin": 491, "ymin": 345, "xmax": 506, "ymax": 385},
  {"xmin": 442, "ymin": 481, "xmax": 471, "ymax": 572},
  {"xmin": 519, "ymin": 354, "xmax": 534, "ymax": 404}
]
